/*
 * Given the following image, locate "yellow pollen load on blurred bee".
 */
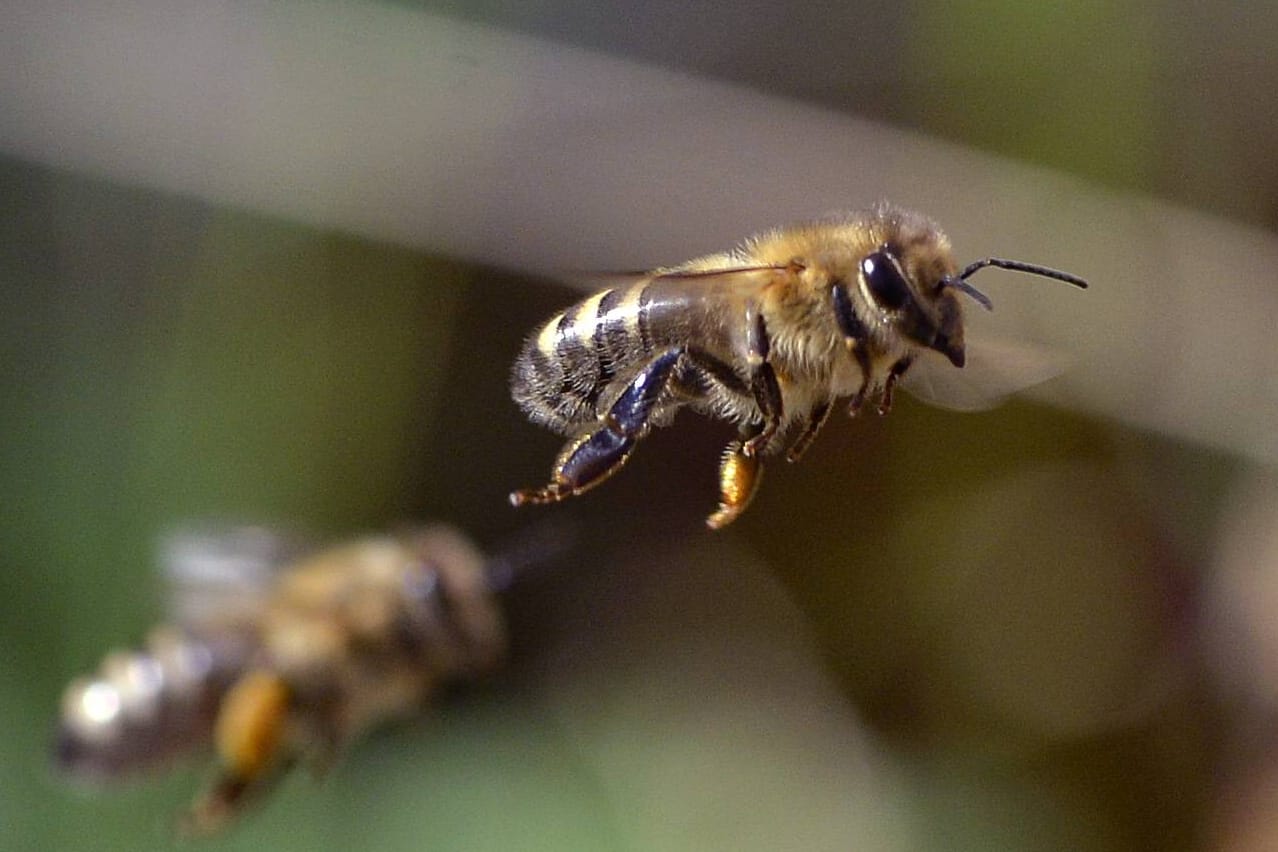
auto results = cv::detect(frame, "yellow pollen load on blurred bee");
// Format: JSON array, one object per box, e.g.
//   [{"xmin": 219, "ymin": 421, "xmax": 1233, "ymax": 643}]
[
  {"xmin": 510, "ymin": 203, "xmax": 1087, "ymax": 528},
  {"xmin": 53, "ymin": 525, "xmax": 512, "ymax": 836}
]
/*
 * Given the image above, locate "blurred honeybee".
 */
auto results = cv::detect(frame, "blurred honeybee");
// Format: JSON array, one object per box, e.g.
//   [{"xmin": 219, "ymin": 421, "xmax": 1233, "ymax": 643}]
[
  {"xmin": 510, "ymin": 202, "xmax": 1087, "ymax": 528},
  {"xmin": 54, "ymin": 523, "xmax": 550, "ymax": 835}
]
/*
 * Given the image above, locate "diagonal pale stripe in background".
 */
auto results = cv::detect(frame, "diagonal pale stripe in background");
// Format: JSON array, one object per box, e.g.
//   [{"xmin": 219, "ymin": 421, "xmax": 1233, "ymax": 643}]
[{"xmin": 1, "ymin": 0, "xmax": 1273, "ymax": 464}]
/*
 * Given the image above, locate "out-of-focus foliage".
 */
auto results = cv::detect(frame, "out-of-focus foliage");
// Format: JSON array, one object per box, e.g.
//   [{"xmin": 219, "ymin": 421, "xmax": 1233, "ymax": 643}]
[{"xmin": 905, "ymin": 2, "xmax": 1160, "ymax": 193}]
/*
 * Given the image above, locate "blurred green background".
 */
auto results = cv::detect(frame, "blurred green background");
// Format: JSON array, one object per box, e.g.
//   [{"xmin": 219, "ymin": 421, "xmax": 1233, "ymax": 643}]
[{"xmin": 5, "ymin": 2, "xmax": 1278, "ymax": 851}]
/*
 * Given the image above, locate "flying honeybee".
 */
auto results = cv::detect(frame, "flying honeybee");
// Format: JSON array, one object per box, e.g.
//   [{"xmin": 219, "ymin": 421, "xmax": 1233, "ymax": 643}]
[
  {"xmin": 53, "ymin": 523, "xmax": 552, "ymax": 835},
  {"xmin": 510, "ymin": 203, "xmax": 1087, "ymax": 528}
]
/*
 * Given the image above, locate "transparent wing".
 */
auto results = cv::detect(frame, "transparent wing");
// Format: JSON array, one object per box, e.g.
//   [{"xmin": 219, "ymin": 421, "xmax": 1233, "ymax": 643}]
[
  {"xmin": 160, "ymin": 524, "xmax": 303, "ymax": 627},
  {"xmin": 902, "ymin": 338, "xmax": 1072, "ymax": 412},
  {"xmin": 560, "ymin": 261, "xmax": 796, "ymax": 292},
  {"xmin": 556, "ymin": 270, "xmax": 652, "ymax": 291}
]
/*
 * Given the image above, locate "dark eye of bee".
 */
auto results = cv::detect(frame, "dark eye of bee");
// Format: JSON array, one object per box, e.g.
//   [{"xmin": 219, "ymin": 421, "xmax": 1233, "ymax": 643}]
[{"xmin": 860, "ymin": 250, "xmax": 911, "ymax": 311}]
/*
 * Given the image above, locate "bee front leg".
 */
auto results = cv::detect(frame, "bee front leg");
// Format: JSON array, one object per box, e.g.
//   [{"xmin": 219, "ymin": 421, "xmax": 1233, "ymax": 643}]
[
  {"xmin": 831, "ymin": 282, "xmax": 874, "ymax": 416},
  {"xmin": 741, "ymin": 305, "xmax": 783, "ymax": 457},
  {"xmin": 877, "ymin": 356, "xmax": 913, "ymax": 415},
  {"xmin": 742, "ymin": 364, "xmax": 783, "ymax": 456},
  {"xmin": 784, "ymin": 400, "xmax": 833, "ymax": 463},
  {"xmin": 510, "ymin": 349, "xmax": 684, "ymax": 506},
  {"xmin": 845, "ymin": 342, "xmax": 874, "ymax": 416}
]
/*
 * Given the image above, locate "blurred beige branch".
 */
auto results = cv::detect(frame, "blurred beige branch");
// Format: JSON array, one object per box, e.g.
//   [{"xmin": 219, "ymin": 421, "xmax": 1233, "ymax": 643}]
[{"xmin": 2, "ymin": 0, "xmax": 1274, "ymax": 466}]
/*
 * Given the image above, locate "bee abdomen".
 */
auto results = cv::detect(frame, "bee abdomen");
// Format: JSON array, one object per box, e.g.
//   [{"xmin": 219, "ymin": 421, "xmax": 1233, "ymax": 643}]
[
  {"xmin": 511, "ymin": 284, "xmax": 649, "ymax": 433},
  {"xmin": 54, "ymin": 626, "xmax": 251, "ymax": 781}
]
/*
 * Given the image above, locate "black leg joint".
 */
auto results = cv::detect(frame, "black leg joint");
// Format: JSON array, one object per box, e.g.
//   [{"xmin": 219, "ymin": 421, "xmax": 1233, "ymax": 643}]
[
  {"xmin": 745, "ymin": 303, "xmax": 770, "ymax": 362},
  {"xmin": 750, "ymin": 362, "xmax": 782, "ymax": 423},
  {"xmin": 831, "ymin": 281, "xmax": 869, "ymax": 342}
]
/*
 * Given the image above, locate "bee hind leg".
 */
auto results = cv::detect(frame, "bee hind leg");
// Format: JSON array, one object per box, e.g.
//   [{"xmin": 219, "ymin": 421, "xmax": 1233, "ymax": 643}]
[
  {"xmin": 179, "ymin": 670, "xmax": 292, "ymax": 836},
  {"xmin": 510, "ymin": 349, "xmax": 684, "ymax": 506},
  {"xmin": 508, "ymin": 428, "xmax": 637, "ymax": 506}
]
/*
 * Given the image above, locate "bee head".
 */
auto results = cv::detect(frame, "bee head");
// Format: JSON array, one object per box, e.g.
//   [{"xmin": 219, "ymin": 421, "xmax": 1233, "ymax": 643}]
[
  {"xmin": 856, "ymin": 240, "xmax": 971, "ymax": 368},
  {"xmin": 856, "ymin": 226, "xmax": 1088, "ymax": 368}
]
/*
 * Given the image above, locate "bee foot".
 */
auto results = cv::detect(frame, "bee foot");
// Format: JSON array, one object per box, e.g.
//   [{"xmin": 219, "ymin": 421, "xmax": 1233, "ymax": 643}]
[
  {"xmin": 177, "ymin": 776, "xmax": 251, "ymax": 838},
  {"xmin": 509, "ymin": 487, "xmax": 565, "ymax": 507},
  {"xmin": 877, "ymin": 364, "xmax": 905, "ymax": 415},
  {"xmin": 741, "ymin": 428, "xmax": 775, "ymax": 458}
]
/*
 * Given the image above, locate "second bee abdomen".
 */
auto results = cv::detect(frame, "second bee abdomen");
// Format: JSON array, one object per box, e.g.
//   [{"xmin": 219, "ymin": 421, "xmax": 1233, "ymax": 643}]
[
  {"xmin": 511, "ymin": 285, "xmax": 650, "ymax": 434},
  {"xmin": 54, "ymin": 627, "xmax": 252, "ymax": 781}
]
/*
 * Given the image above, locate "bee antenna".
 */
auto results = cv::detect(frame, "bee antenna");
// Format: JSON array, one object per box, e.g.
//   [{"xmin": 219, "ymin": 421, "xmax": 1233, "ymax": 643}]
[
  {"xmin": 483, "ymin": 515, "xmax": 581, "ymax": 594},
  {"xmin": 942, "ymin": 276, "xmax": 995, "ymax": 312},
  {"xmin": 949, "ymin": 257, "xmax": 1088, "ymax": 314},
  {"xmin": 961, "ymin": 258, "xmax": 1089, "ymax": 288}
]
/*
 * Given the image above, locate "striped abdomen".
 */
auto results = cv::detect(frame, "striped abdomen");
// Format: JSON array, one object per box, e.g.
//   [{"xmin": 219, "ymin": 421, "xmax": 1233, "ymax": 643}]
[
  {"xmin": 512, "ymin": 282, "xmax": 665, "ymax": 435},
  {"xmin": 54, "ymin": 625, "xmax": 255, "ymax": 781}
]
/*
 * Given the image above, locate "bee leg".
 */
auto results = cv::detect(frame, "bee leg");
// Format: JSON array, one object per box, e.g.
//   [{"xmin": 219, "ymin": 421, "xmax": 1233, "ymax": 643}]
[
  {"xmin": 707, "ymin": 438, "xmax": 763, "ymax": 529},
  {"xmin": 742, "ymin": 307, "xmax": 783, "ymax": 457},
  {"xmin": 180, "ymin": 670, "xmax": 292, "ymax": 836},
  {"xmin": 510, "ymin": 349, "xmax": 684, "ymax": 505},
  {"xmin": 742, "ymin": 363, "xmax": 783, "ymax": 457},
  {"xmin": 832, "ymin": 282, "xmax": 874, "ymax": 416},
  {"xmin": 877, "ymin": 356, "xmax": 913, "ymax": 415},
  {"xmin": 179, "ymin": 775, "xmax": 255, "ymax": 837},
  {"xmin": 784, "ymin": 400, "xmax": 833, "ymax": 463},
  {"xmin": 844, "ymin": 341, "xmax": 874, "ymax": 417}
]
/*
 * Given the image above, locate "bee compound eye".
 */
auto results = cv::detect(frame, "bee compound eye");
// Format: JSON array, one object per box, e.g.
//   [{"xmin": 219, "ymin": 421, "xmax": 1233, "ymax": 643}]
[{"xmin": 860, "ymin": 251, "xmax": 911, "ymax": 311}]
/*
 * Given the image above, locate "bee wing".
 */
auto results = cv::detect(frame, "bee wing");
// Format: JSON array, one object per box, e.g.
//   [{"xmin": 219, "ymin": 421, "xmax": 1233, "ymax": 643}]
[
  {"xmin": 554, "ymin": 270, "xmax": 648, "ymax": 292},
  {"xmin": 159, "ymin": 525, "xmax": 303, "ymax": 627},
  {"xmin": 647, "ymin": 264, "xmax": 796, "ymax": 284},
  {"xmin": 902, "ymin": 338, "xmax": 1072, "ymax": 412},
  {"xmin": 563, "ymin": 263, "xmax": 795, "ymax": 291}
]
